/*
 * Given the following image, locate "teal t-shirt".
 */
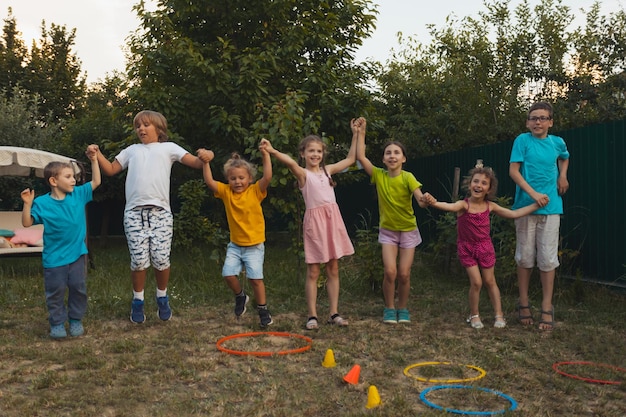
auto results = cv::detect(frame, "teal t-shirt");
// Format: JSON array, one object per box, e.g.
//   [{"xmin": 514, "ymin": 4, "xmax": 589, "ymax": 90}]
[
  {"xmin": 371, "ymin": 166, "xmax": 422, "ymax": 231},
  {"xmin": 30, "ymin": 183, "xmax": 93, "ymax": 268},
  {"xmin": 509, "ymin": 132, "xmax": 569, "ymax": 215}
]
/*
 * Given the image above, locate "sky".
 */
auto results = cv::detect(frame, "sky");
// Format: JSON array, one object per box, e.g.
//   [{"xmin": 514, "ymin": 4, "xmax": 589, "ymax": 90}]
[{"xmin": 2, "ymin": 0, "xmax": 624, "ymax": 84}]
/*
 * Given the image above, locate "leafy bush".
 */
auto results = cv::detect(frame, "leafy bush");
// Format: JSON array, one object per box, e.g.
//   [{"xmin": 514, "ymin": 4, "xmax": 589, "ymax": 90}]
[
  {"xmin": 173, "ymin": 179, "xmax": 228, "ymax": 264},
  {"xmin": 352, "ymin": 210, "xmax": 383, "ymax": 290}
]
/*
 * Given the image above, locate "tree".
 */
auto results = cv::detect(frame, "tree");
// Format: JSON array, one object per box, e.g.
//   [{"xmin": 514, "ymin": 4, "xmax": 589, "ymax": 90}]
[
  {"xmin": 24, "ymin": 21, "xmax": 86, "ymax": 123},
  {"xmin": 374, "ymin": 0, "xmax": 626, "ymax": 157},
  {"xmin": 0, "ymin": 87, "xmax": 63, "ymax": 210},
  {"xmin": 126, "ymin": 0, "xmax": 376, "ymax": 152},
  {"xmin": 121, "ymin": 0, "xmax": 377, "ymax": 239},
  {"xmin": 0, "ymin": 9, "xmax": 28, "ymax": 98}
]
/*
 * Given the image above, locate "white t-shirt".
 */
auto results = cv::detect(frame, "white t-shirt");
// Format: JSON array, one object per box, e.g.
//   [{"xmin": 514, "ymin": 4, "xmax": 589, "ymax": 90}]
[{"xmin": 115, "ymin": 142, "xmax": 188, "ymax": 212}]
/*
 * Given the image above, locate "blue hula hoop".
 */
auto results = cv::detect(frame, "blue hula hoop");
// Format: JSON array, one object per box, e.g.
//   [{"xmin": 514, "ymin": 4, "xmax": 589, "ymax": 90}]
[{"xmin": 420, "ymin": 384, "xmax": 518, "ymax": 415}]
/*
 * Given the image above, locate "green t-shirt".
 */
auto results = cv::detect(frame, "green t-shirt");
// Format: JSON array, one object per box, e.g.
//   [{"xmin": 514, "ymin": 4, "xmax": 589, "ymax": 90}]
[{"xmin": 371, "ymin": 166, "xmax": 422, "ymax": 231}]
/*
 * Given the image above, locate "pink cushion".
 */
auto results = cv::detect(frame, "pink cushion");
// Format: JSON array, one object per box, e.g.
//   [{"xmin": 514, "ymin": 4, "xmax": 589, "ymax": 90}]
[{"xmin": 10, "ymin": 228, "xmax": 44, "ymax": 246}]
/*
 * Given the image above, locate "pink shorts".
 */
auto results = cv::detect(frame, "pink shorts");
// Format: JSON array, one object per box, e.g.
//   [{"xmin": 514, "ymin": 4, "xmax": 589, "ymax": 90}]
[
  {"xmin": 378, "ymin": 227, "xmax": 422, "ymax": 249},
  {"xmin": 457, "ymin": 240, "xmax": 496, "ymax": 269}
]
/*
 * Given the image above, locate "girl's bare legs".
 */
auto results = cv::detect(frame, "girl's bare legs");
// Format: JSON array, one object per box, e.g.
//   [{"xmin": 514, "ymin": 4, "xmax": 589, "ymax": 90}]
[
  {"xmin": 480, "ymin": 266, "xmax": 503, "ymax": 317},
  {"xmin": 465, "ymin": 265, "xmax": 483, "ymax": 320},
  {"xmin": 381, "ymin": 244, "xmax": 399, "ymax": 308},
  {"xmin": 396, "ymin": 247, "xmax": 416, "ymax": 309},
  {"xmin": 305, "ymin": 263, "xmax": 321, "ymax": 318},
  {"xmin": 325, "ymin": 259, "xmax": 340, "ymax": 316}
]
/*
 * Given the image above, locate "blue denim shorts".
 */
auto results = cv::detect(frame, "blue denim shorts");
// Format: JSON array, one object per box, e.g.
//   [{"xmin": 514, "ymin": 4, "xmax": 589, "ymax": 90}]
[{"xmin": 222, "ymin": 242, "xmax": 265, "ymax": 279}]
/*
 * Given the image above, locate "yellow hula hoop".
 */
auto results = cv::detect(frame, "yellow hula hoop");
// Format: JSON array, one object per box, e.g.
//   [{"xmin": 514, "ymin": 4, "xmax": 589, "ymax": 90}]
[{"xmin": 403, "ymin": 361, "xmax": 487, "ymax": 383}]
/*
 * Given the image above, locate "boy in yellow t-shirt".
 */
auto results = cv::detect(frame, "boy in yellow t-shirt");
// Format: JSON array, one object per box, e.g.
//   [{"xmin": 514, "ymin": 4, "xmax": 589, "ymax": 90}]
[{"xmin": 197, "ymin": 145, "xmax": 273, "ymax": 327}]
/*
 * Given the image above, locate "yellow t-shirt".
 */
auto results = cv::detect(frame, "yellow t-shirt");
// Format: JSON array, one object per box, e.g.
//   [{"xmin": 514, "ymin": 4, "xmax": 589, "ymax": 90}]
[
  {"xmin": 371, "ymin": 166, "xmax": 422, "ymax": 231},
  {"xmin": 215, "ymin": 182, "xmax": 267, "ymax": 246}
]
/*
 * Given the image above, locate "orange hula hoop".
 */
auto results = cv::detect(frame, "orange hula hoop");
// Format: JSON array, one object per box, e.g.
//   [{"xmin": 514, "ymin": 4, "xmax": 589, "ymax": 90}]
[{"xmin": 216, "ymin": 331, "xmax": 313, "ymax": 357}]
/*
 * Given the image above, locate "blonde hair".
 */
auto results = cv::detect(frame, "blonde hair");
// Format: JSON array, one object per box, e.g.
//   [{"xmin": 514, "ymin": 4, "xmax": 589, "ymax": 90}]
[
  {"xmin": 462, "ymin": 160, "xmax": 498, "ymax": 200},
  {"xmin": 133, "ymin": 110, "xmax": 169, "ymax": 142},
  {"xmin": 223, "ymin": 153, "xmax": 257, "ymax": 179},
  {"xmin": 298, "ymin": 135, "xmax": 336, "ymax": 187}
]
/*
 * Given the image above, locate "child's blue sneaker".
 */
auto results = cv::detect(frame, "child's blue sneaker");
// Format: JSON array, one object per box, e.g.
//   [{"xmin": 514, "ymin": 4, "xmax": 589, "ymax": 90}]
[
  {"xmin": 397, "ymin": 308, "xmax": 411, "ymax": 323},
  {"xmin": 69, "ymin": 319, "xmax": 84, "ymax": 337},
  {"xmin": 156, "ymin": 295, "xmax": 172, "ymax": 321},
  {"xmin": 383, "ymin": 308, "xmax": 398, "ymax": 324},
  {"xmin": 50, "ymin": 323, "xmax": 67, "ymax": 339},
  {"xmin": 130, "ymin": 298, "xmax": 146, "ymax": 323}
]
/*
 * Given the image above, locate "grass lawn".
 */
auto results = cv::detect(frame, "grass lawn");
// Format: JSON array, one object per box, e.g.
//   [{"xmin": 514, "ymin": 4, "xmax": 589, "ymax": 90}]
[{"xmin": 0, "ymin": 237, "xmax": 624, "ymax": 416}]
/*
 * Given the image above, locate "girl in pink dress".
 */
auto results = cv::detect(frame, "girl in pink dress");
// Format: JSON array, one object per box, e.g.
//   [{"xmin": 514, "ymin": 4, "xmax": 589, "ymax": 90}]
[
  {"xmin": 260, "ymin": 119, "xmax": 362, "ymax": 330},
  {"xmin": 424, "ymin": 162, "xmax": 539, "ymax": 329}
]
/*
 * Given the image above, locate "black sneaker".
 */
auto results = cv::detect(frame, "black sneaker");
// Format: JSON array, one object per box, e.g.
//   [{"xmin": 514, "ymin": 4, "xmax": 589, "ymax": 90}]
[
  {"xmin": 234, "ymin": 294, "xmax": 249, "ymax": 317},
  {"xmin": 258, "ymin": 306, "xmax": 273, "ymax": 327}
]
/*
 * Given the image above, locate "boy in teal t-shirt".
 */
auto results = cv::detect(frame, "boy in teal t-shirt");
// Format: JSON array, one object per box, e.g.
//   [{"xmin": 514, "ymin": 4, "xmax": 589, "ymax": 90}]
[
  {"xmin": 509, "ymin": 101, "xmax": 570, "ymax": 331},
  {"xmin": 21, "ymin": 151, "xmax": 101, "ymax": 338}
]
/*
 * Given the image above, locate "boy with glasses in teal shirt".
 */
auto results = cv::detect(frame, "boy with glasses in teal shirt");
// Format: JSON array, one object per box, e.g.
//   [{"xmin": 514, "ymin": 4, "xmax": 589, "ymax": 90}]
[{"xmin": 509, "ymin": 101, "xmax": 570, "ymax": 331}]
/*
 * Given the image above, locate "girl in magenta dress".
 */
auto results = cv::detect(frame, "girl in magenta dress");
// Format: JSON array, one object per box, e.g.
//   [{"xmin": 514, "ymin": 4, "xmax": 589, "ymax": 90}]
[
  {"xmin": 424, "ymin": 162, "xmax": 539, "ymax": 329},
  {"xmin": 260, "ymin": 118, "xmax": 362, "ymax": 330}
]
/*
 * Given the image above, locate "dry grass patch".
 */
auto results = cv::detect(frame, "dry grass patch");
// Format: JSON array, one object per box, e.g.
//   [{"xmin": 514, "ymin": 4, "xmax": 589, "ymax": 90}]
[{"xmin": 0, "ymin": 242, "xmax": 624, "ymax": 416}]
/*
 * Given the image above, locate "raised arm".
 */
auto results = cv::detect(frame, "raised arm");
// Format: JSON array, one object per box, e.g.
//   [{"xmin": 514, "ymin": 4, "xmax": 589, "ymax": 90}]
[
  {"xmin": 87, "ymin": 144, "xmax": 123, "ymax": 176},
  {"xmin": 85, "ymin": 146, "xmax": 101, "ymax": 191},
  {"xmin": 180, "ymin": 152, "xmax": 205, "ymax": 170},
  {"xmin": 197, "ymin": 149, "xmax": 218, "ymax": 192},
  {"xmin": 257, "ymin": 144, "xmax": 273, "ymax": 193},
  {"xmin": 490, "ymin": 201, "xmax": 540, "ymax": 219},
  {"xmin": 259, "ymin": 138, "xmax": 307, "ymax": 188},
  {"xmin": 20, "ymin": 189, "xmax": 34, "ymax": 227},
  {"xmin": 509, "ymin": 162, "xmax": 549, "ymax": 207},
  {"xmin": 326, "ymin": 118, "xmax": 359, "ymax": 175},
  {"xmin": 355, "ymin": 117, "xmax": 373, "ymax": 176}
]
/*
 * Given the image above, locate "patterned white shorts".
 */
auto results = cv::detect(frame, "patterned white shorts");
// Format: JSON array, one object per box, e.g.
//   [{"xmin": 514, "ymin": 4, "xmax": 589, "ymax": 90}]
[{"xmin": 124, "ymin": 207, "xmax": 173, "ymax": 271}]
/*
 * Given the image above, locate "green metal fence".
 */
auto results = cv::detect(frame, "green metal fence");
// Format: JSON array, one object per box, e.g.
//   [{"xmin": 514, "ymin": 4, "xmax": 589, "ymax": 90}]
[{"xmin": 399, "ymin": 119, "xmax": 626, "ymax": 287}]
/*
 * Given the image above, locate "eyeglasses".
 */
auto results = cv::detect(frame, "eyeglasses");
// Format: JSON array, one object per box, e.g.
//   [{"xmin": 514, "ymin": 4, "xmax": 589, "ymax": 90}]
[{"xmin": 527, "ymin": 116, "xmax": 552, "ymax": 122}]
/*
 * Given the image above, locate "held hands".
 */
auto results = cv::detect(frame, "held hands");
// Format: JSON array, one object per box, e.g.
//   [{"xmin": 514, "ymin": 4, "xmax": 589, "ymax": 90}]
[
  {"xmin": 351, "ymin": 117, "xmax": 366, "ymax": 134},
  {"xmin": 531, "ymin": 191, "xmax": 550, "ymax": 207},
  {"xmin": 85, "ymin": 144, "xmax": 99, "ymax": 160},
  {"xmin": 420, "ymin": 192, "xmax": 437, "ymax": 206},
  {"xmin": 259, "ymin": 138, "xmax": 274, "ymax": 154},
  {"xmin": 21, "ymin": 188, "xmax": 34, "ymax": 205},
  {"xmin": 196, "ymin": 148, "xmax": 215, "ymax": 163}
]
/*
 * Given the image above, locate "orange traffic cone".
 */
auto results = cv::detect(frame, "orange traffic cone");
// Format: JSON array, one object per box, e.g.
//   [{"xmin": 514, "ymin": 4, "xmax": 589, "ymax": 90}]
[
  {"xmin": 343, "ymin": 364, "xmax": 361, "ymax": 385},
  {"xmin": 322, "ymin": 349, "xmax": 337, "ymax": 368},
  {"xmin": 366, "ymin": 385, "xmax": 381, "ymax": 409}
]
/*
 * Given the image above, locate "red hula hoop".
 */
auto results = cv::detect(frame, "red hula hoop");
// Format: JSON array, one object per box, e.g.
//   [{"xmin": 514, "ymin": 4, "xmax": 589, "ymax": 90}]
[
  {"xmin": 216, "ymin": 331, "xmax": 313, "ymax": 357},
  {"xmin": 552, "ymin": 361, "xmax": 626, "ymax": 385}
]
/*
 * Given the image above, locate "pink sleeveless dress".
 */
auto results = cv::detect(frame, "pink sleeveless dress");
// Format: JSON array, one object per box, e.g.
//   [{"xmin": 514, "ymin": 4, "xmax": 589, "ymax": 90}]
[
  {"xmin": 456, "ymin": 199, "xmax": 496, "ymax": 268},
  {"xmin": 300, "ymin": 170, "xmax": 354, "ymax": 264}
]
